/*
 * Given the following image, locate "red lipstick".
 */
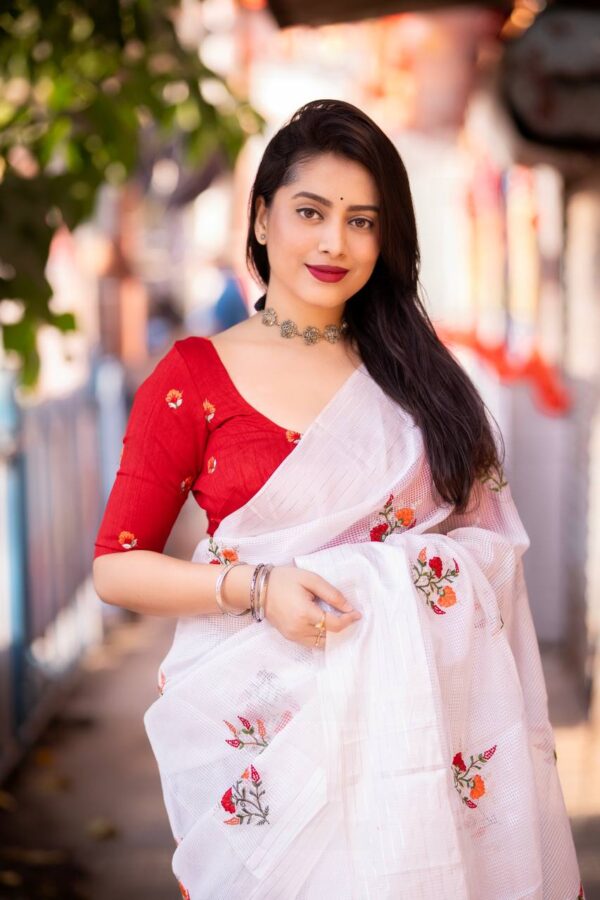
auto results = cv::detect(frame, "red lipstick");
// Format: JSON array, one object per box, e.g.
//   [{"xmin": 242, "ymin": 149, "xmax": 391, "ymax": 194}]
[{"xmin": 305, "ymin": 265, "xmax": 349, "ymax": 283}]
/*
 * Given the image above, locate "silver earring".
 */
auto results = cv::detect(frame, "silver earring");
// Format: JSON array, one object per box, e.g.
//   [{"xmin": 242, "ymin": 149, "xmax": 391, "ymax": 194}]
[{"xmin": 260, "ymin": 233, "xmax": 266, "ymax": 242}]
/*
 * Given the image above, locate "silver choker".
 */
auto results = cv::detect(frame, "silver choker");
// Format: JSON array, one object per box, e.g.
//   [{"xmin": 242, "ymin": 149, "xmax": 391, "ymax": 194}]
[{"xmin": 261, "ymin": 306, "xmax": 349, "ymax": 345}]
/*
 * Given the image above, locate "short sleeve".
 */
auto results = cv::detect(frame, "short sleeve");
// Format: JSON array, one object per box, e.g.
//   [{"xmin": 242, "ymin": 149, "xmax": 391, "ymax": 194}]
[{"xmin": 93, "ymin": 342, "xmax": 208, "ymax": 558}]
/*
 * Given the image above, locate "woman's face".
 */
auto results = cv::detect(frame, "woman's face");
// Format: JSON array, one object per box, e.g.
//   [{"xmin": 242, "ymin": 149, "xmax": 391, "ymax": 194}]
[{"xmin": 255, "ymin": 153, "xmax": 381, "ymax": 315}]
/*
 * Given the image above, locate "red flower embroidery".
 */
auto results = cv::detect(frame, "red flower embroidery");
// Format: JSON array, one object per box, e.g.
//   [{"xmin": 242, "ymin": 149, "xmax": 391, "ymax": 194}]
[
  {"xmin": 452, "ymin": 752, "xmax": 466, "ymax": 772},
  {"xmin": 451, "ymin": 744, "xmax": 496, "ymax": 808},
  {"xmin": 221, "ymin": 786, "xmax": 236, "ymax": 814},
  {"xmin": 118, "ymin": 530, "xmax": 137, "ymax": 550},
  {"xmin": 370, "ymin": 493, "xmax": 416, "ymax": 542},
  {"xmin": 165, "ymin": 389, "xmax": 183, "ymax": 409},
  {"xmin": 412, "ymin": 548, "xmax": 460, "ymax": 614},
  {"xmin": 222, "ymin": 767, "xmax": 269, "ymax": 825},
  {"xmin": 203, "ymin": 398, "xmax": 215, "ymax": 422},
  {"xmin": 428, "ymin": 556, "xmax": 443, "ymax": 578},
  {"xmin": 370, "ymin": 523, "xmax": 388, "ymax": 542},
  {"xmin": 207, "ymin": 456, "xmax": 217, "ymax": 474},
  {"xmin": 285, "ymin": 430, "xmax": 301, "ymax": 444}
]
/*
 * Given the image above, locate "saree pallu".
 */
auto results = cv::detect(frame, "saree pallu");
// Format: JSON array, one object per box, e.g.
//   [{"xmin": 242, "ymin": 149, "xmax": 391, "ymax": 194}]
[{"xmin": 144, "ymin": 363, "xmax": 582, "ymax": 899}]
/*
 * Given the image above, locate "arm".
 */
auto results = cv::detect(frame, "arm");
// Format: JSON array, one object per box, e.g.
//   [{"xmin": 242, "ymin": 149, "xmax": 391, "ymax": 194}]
[
  {"xmin": 92, "ymin": 551, "xmax": 255, "ymax": 617},
  {"xmin": 92, "ymin": 341, "xmax": 253, "ymax": 615}
]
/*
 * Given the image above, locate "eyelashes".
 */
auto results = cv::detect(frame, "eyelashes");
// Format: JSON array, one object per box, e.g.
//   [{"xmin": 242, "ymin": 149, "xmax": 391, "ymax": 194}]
[{"xmin": 296, "ymin": 207, "xmax": 375, "ymax": 230}]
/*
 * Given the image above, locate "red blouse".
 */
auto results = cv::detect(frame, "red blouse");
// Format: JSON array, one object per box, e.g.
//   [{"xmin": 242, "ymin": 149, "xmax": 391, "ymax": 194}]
[{"xmin": 93, "ymin": 336, "xmax": 302, "ymax": 559}]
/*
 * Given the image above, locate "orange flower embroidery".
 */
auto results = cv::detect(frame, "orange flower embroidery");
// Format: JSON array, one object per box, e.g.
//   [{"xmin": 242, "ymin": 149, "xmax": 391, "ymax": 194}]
[
  {"xmin": 370, "ymin": 493, "xmax": 416, "ymax": 542},
  {"xmin": 208, "ymin": 536, "xmax": 240, "ymax": 565},
  {"xmin": 438, "ymin": 585, "xmax": 457, "ymax": 608},
  {"xmin": 118, "ymin": 530, "xmax": 137, "ymax": 550},
  {"xmin": 165, "ymin": 389, "xmax": 183, "ymax": 409},
  {"xmin": 470, "ymin": 774, "xmax": 486, "ymax": 800},
  {"xmin": 207, "ymin": 456, "xmax": 217, "ymax": 474},
  {"xmin": 222, "ymin": 548, "xmax": 239, "ymax": 563},
  {"xmin": 203, "ymin": 398, "xmax": 216, "ymax": 422},
  {"xmin": 180, "ymin": 475, "xmax": 193, "ymax": 493},
  {"xmin": 177, "ymin": 881, "xmax": 190, "ymax": 900},
  {"xmin": 285, "ymin": 430, "xmax": 301, "ymax": 444},
  {"xmin": 395, "ymin": 507, "xmax": 415, "ymax": 527}
]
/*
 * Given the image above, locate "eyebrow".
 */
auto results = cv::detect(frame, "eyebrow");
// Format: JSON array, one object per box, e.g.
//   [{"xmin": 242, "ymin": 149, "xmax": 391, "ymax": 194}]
[{"xmin": 291, "ymin": 191, "xmax": 380, "ymax": 213}]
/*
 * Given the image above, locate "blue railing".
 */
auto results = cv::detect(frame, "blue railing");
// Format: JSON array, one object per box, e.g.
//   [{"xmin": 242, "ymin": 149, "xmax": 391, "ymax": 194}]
[{"xmin": 0, "ymin": 356, "xmax": 127, "ymax": 781}]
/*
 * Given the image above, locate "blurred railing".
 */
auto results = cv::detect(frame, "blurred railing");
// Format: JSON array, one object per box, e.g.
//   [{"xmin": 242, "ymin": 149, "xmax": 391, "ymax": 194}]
[{"xmin": 0, "ymin": 357, "xmax": 127, "ymax": 782}]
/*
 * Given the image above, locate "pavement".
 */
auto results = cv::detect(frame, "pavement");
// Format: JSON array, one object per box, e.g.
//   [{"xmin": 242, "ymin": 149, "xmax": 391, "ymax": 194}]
[{"xmin": 0, "ymin": 496, "xmax": 599, "ymax": 899}]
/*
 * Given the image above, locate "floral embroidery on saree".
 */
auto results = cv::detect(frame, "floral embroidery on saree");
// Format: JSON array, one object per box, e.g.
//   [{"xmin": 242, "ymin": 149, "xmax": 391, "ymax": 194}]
[
  {"xmin": 451, "ymin": 745, "xmax": 496, "ymax": 808},
  {"xmin": 369, "ymin": 492, "xmax": 416, "ymax": 542},
  {"xmin": 165, "ymin": 388, "xmax": 183, "ymax": 409},
  {"xmin": 285, "ymin": 429, "xmax": 302, "ymax": 444},
  {"xmin": 578, "ymin": 880, "xmax": 586, "ymax": 899},
  {"xmin": 221, "ymin": 765, "xmax": 269, "ymax": 826},
  {"xmin": 180, "ymin": 475, "xmax": 194, "ymax": 494},
  {"xmin": 412, "ymin": 548, "xmax": 460, "ymax": 614},
  {"xmin": 207, "ymin": 455, "xmax": 217, "ymax": 474},
  {"xmin": 223, "ymin": 716, "xmax": 269, "ymax": 750},
  {"xmin": 207, "ymin": 536, "xmax": 239, "ymax": 565},
  {"xmin": 479, "ymin": 463, "xmax": 508, "ymax": 492}
]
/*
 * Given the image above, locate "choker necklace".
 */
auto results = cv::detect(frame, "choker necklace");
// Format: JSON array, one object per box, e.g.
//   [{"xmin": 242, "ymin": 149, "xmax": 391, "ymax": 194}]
[{"xmin": 261, "ymin": 306, "xmax": 349, "ymax": 345}]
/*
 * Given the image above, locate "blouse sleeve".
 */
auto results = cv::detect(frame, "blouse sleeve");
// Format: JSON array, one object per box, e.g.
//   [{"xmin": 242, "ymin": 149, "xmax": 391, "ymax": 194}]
[{"xmin": 93, "ymin": 342, "xmax": 207, "ymax": 559}]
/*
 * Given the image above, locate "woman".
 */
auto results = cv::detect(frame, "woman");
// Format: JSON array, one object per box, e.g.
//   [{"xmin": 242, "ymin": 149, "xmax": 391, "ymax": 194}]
[{"xmin": 92, "ymin": 99, "xmax": 583, "ymax": 899}]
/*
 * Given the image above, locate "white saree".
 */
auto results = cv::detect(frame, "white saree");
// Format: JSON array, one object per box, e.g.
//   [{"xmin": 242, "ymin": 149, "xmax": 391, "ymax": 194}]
[{"xmin": 144, "ymin": 362, "xmax": 582, "ymax": 900}]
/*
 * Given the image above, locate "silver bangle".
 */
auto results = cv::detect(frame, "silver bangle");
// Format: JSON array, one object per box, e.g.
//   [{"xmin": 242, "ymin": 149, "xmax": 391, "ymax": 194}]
[
  {"xmin": 256, "ymin": 564, "xmax": 273, "ymax": 622},
  {"xmin": 215, "ymin": 561, "xmax": 250, "ymax": 617},
  {"xmin": 249, "ymin": 564, "xmax": 262, "ymax": 619}
]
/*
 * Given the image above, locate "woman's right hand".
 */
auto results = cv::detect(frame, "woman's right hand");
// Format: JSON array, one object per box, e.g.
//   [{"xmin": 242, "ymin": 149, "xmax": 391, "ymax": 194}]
[{"xmin": 261, "ymin": 565, "xmax": 362, "ymax": 649}]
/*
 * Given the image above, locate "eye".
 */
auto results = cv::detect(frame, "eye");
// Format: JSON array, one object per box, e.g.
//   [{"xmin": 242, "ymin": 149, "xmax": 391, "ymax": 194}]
[
  {"xmin": 351, "ymin": 217, "xmax": 375, "ymax": 230},
  {"xmin": 297, "ymin": 207, "xmax": 321, "ymax": 220}
]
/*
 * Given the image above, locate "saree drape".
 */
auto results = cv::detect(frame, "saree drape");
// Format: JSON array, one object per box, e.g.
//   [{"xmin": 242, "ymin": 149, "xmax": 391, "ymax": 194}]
[{"xmin": 144, "ymin": 363, "xmax": 582, "ymax": 900}]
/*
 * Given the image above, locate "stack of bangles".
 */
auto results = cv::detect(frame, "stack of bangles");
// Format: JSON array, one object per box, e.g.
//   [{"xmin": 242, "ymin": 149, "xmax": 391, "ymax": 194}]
[{"xmin": 214, "ymin": 561, "xmax": 328, "ymax": 647}]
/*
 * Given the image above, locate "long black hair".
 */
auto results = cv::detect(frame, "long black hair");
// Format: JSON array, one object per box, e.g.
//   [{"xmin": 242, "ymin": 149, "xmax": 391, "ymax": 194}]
[{"xmin": 245, "ymin": 99, "xmax": 503, "ymax": 512}]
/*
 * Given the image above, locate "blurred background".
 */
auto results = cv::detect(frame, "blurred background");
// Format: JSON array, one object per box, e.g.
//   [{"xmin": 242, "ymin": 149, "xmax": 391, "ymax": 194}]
[{"xmin": 1, "ymin": 0, "xmax": 599, "ymax": 897}]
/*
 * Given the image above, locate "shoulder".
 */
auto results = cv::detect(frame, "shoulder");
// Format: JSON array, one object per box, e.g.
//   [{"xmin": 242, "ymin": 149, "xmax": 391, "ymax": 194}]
[{"xmin": 172, "ymin": 334, "xmax": 212, "ymax": 364}]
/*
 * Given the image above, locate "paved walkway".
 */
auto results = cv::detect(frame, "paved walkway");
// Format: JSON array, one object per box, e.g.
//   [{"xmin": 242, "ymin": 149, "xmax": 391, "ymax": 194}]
[{"xmin": 1, "ymin": 498, "xmax": 599, "ymax": 898}]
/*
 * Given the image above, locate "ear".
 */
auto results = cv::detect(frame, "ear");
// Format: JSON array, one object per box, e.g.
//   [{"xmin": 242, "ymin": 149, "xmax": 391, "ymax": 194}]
[{"xmin": 254, "ymin": 195, "xmax": 268, "ymax": 237}]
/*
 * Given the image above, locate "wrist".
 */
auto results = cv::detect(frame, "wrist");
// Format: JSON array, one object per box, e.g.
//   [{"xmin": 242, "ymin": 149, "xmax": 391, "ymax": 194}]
[{"xmin": 218, "ymin": 563, "xmax": 254, "ymax": 613}]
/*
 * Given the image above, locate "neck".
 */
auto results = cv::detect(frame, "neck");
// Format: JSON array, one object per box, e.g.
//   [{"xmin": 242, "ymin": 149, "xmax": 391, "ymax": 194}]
[{"xmin": 261, "ymin": 288, "xmax": 346, "ymax": 334}]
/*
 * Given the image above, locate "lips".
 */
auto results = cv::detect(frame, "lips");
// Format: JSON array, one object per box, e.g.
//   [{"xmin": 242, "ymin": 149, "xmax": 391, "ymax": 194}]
[{"xmin": 306, "ymin": 264, "xmax": 348, "ymax": 283}]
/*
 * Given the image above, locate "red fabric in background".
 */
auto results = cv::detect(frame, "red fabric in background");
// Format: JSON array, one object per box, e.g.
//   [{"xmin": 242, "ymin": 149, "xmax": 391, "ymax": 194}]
[{"xmin": 93, "ymin": 336, "xmax": 302, "ymax": 558}]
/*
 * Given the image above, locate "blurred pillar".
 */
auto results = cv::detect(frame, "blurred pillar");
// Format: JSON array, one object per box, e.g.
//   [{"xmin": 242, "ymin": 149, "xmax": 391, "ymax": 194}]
[
  {"xmin": 563, "ymin": 172, "xmax": 600, "ymax": 721},
  {"xmin": 96, "ymin": 185, "xmax": 149, "ymax": 365}
]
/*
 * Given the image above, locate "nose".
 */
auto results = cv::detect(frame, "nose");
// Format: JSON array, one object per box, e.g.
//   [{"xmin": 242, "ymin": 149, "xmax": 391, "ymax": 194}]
[{"xmin": 318, "ymin": 218, "xmax": 346, "ymax": 257}]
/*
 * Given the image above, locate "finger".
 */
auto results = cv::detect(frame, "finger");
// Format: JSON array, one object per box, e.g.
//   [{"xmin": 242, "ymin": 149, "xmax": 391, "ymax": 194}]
[
  {"xmin": 303, "ymin": 572, "xmax": 356, "ymax": 614},
  {"xmin": 313, "ymin": 611, "xmax": 360, "ymax": 635}
]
